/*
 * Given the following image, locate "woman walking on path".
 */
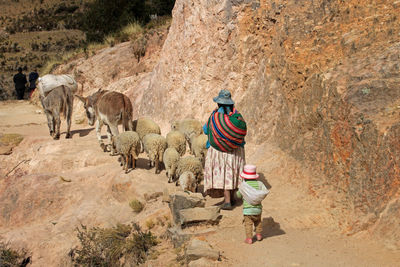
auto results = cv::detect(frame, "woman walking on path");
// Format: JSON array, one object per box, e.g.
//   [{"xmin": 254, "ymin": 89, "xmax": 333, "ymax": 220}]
[{"xmin": 203, "ymin": 89, "xmax": 247, "ymax": 210}]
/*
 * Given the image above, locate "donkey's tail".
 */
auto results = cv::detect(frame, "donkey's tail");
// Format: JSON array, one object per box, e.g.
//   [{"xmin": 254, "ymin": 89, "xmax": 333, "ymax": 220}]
[
  {"xmin": 65, "ymin": 87, "xmax": 73, "ymax": 121},
  {"xmin": 61, "ymin": 85, "xmax": 68, "ymax": 118}
]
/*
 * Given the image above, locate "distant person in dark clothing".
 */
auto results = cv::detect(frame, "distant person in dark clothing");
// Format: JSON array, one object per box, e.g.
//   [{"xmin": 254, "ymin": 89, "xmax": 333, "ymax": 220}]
[
  {"xmin": 28, "ymin": 69, "xmax": 39, "ymax": 98},
  {"xmin": 13, "ymin": 67, "xmax": 27, "ymax": 100}
]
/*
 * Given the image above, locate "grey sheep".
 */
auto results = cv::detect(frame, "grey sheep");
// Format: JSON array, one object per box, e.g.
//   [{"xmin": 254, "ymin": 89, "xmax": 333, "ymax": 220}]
[
  {"xmin": 190, "ymin": 133, "xmax": 208, "ymax": 165},
  {"xmin": 171, "ymin": 118, "xmax": 202, "ymax": 151},
  {"xmin": 111, "ymin": 131, "xmax": 140, "ymax": 173},
  {"xmin": 163, "ymin": 147, "xmax": 180, "ymax": 183},
  {"xmin": 133, "ymin": 118, "xmax": 161, "ymax": 152},
  {"xmin": 166, "ymin": 130, "xmax": 186, "ymax": 156},
  {"xmin": 176, "ymin": 155, "xmax": 203, "ymax": 183},
  {"xmin": 177, "ymin": 171, "xmax": 197, "ymax": 193},
  {"xmin": 143, "ymin": 133, "xmax": 167, "ymax": 174}
]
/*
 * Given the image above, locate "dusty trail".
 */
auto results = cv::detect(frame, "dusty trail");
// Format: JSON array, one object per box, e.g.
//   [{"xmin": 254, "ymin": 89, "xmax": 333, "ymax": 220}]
[{"xmin": 0, "ymin": 101, "xmax": 399, "ymax": 266}]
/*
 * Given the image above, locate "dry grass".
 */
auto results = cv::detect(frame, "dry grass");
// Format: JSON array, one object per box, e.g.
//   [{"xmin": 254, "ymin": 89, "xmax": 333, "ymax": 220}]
[
  {"xmin": 71, "ymin": 223, "xmax": 158, "ymax": 267},
  {"xmin": 0, "ymin": 133, "xmax": 23, "ymax": 146},
  {"xmin": 145, "ymin": 15, "xmax": 172, "ymax": 30},
  {"xmin": 0, "ymin": 241, "xmax": 29, "ymax": 266},
  {"xmin": 129, "ymin": 199, "xmax": 144, "ymax": 213},
  {"xmin": 122, "ymin": 22, "xmax": 143, "ymax": 38},
  {"xmin": 104, "ymin": 35, "xmax": 116, "ymax": 47},
  {"xmin": 145, "ymin": 219, "xmax": 155, "ymax": 230},
  {"xmin": 131, "ymin": 34, "xmax": 147, "ymax": 62},
  {"xmin": 87, "ymin": 42, "xmax": 108, "ymax": 52},
  {"xmin": 40, "ymin": 50, "xmax": 80, "ymax": 75},
  {"xmin": 104, "ymin": 21, "xmax": 144, "ymax": 46}
]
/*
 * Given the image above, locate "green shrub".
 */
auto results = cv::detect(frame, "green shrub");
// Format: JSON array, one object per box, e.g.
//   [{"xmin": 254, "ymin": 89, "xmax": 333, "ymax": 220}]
[
  {"xmin": 129, "ymin": 199, "xmax": 144, "ymax": 213},
  {"xmin": 71, "ymin": 223, "xmax": 158, "ymax": 266}
]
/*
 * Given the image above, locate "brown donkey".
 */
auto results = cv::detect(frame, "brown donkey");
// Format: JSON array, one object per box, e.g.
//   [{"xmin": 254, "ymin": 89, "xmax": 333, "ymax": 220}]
[{"xmin": 75, "ymin": 89, "xmax": 133, "ymax": 151}]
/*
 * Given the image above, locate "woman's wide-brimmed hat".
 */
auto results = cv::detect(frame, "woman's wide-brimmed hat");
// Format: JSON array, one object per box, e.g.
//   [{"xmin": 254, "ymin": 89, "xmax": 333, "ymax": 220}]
[
  {"xmin": 213, "ymin": 89, "xmax": 235, "ymax": 105},
  {"xmin": 240, "ymin": 164, "xmax": 259, "ymax": 180}
]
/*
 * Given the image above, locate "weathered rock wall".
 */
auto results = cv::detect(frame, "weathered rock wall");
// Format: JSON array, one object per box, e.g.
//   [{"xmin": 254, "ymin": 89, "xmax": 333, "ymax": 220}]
[{"xmin": 138, "ymin": 0, "xmax": 400, "ymax": 248}]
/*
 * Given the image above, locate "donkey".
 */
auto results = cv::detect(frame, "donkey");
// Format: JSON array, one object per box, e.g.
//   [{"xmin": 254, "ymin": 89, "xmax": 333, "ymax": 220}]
[
  {"xmin": 75, "ymin": 89, "xmax": 133, "ymax": 151},
  {"xmin": 40, "ymin": 85, "xmax": 73, "ymax": 140}
]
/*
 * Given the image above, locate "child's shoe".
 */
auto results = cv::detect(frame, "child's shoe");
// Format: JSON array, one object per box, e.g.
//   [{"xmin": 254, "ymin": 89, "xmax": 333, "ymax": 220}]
[
  {"xmin": 244, "ymin": 238, "xmax": 253, "ymax": 244},
  {"xmin": 256, "ymin": 234, "xmax": 263, "ymax": 241}
]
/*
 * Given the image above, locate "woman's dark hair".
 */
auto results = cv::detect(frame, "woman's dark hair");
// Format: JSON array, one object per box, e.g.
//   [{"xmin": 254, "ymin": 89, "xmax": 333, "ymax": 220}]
[{"xmin": 218, "ymin": 103, "xmax": 234, "ymax": 114}]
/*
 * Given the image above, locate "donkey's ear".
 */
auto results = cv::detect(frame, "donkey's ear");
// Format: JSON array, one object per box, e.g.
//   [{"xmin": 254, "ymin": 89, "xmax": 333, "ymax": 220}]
[
  {"xmin": 97, "ymin": 88, "xmax": 102, "ymax": 92},
  {"xmin": 74, "ymin": 95, "xmax": 86, "ymax": 103}
]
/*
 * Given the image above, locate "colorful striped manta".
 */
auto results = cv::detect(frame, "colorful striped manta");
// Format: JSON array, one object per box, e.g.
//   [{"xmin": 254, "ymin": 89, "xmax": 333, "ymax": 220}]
[{"xmin": 206, "ymin": 108, "xmax": 247, "ymax": 152}]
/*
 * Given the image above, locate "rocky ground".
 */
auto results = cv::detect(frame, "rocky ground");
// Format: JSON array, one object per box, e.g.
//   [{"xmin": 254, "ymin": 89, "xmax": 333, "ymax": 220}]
[{"xmin": 1, "ymin": 100, "xmax": 399, "ymax": 266}]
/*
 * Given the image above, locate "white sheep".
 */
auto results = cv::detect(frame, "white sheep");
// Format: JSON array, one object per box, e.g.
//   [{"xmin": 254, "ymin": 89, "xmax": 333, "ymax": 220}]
[
  {"xmin": 176, "ymin": 155, "xmax": 203, "ymax": 183},
  {"xmin": 166, "ymin": 130, "xmax": 186, "ymax": 156},
  {"xmin": 190, "ymin": 133, "xmax": 208, "ymax": 165},
  {"xmin": 133, "ymin": 118, "xmax": 161, "ymax": 152},
  {"xmin": 171, "ymin": 118, "xmax": 203, "ymax": 151},
  {"xmin": 163, "ymin": 147, "xmax": 180, "ymax": 183},
  {"xmin": 143, "ymin": 133, "xmax": 167, "ymax": 174},
  {"xmin": 178, "ymin": 171, "xmax": 197, "ymax": 193},
  {"xmin": 111, "ymin": 131, "xmax": 140, "ymax": 173}
]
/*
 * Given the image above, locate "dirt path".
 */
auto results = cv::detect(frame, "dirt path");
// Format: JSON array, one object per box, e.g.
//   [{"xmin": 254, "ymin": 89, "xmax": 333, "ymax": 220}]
[{"xmin": 0, "ymin": 101, "xmax": 399, "ymax": 266}]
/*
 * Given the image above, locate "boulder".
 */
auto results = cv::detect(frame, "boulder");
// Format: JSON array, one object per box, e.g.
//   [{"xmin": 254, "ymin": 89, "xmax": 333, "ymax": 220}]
[
  {"xmin": 179, "ymin": 206, "xmax": 221, "ymax": 225},
  {"xmin": 188, "ymin": 257, "xmax": 216, "ymax": 267},
  {"xmin": 166, "ymin": 226, "xmax": 218, "ymax": 248},
  {"xmin": 0, "ymin": 145, "xmax": 13, "ymax": 155},
  {"xmin": 168, "ymin": 192, "xmax": 205, "ymax": 225},
  {"xmin": 185, "ymin": 239, "xmax": 220, "ymax": 262},
  {"xmin": 144, "ymin": 191, "xmax": 163, "ymax": 202},
  {"xmin": 165, "ymin": 226, "xmax": 191, "ymax": 248}
]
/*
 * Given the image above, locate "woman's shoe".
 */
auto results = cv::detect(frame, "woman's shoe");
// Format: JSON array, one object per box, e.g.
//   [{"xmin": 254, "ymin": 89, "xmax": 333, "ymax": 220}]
[
  {"xmin": 244, "ymin": 238, "xmax": 253, "ymax": 244},
  {"xmin": 256, "ymin": 234, "xmax": 263, "ymax": 241},
  {"xmin": 220, "ymin": 202, "xmax": 232, "ymax": 210}
]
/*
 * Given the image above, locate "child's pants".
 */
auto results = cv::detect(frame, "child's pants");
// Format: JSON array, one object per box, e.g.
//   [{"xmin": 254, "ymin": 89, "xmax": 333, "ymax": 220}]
[{"xmin": 244, "ymin": 214, "xmax": 262, "ymax": 238}]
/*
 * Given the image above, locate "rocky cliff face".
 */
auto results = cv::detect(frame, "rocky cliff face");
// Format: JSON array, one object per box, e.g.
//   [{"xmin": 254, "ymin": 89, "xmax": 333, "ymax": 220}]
[
  {"xmin": 51, "ymin": 0, "xmax": 400, "ymax": 249},
  {"xmin": 136, "ymin": 0, "xmax": 400, "ymax": 248}
]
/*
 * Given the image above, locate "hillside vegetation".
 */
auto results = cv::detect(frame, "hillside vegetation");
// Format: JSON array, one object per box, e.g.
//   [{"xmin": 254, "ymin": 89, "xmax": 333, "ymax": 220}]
[{"xmin": 0, "ymin": 0, "xmax": 175, "ymax": 100}]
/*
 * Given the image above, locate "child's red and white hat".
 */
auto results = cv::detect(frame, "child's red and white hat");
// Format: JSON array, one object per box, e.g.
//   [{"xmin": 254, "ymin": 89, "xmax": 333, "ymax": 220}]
[{"xmin": 240, "ymin": 164, "xmax": 259, "ymax": 179}]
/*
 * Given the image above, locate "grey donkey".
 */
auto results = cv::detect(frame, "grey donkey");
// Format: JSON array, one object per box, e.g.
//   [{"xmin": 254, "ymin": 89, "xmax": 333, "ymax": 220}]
[{"xmin": 40, "ymin": 85, "xmax": 73, "ymax": 140}]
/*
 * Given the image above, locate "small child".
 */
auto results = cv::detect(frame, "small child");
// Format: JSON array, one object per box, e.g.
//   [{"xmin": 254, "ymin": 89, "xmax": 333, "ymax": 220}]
[{"xmin": 236, "ymin": 164, "xmax": 268, "ymax": 244}]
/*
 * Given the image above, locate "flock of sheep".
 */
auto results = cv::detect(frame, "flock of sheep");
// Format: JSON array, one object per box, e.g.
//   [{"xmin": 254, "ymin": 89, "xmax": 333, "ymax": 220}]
[
  {"xmin": 36, "ymin": 74, "xmax": 208, "ymax": 193},
  {"xmin": 111, "ymin": 118, "xmax": 207, "ymax": 193}
]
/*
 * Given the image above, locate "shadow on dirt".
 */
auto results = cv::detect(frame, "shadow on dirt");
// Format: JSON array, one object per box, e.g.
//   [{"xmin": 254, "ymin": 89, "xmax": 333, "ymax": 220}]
[
  {"xmin": 258, "ymin": 172, "xmax": 272, "ymax": 189},
  {"xmin": 70, "ymin": 127, "xmax": 94, "ymax": 137},
  {"xmin": 135, "ymin": 158, "xmax": 151, "ymax": 170},
  {"xmin": 262, "ymin": 216, "xmax": 285, "ymax": 238}
]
